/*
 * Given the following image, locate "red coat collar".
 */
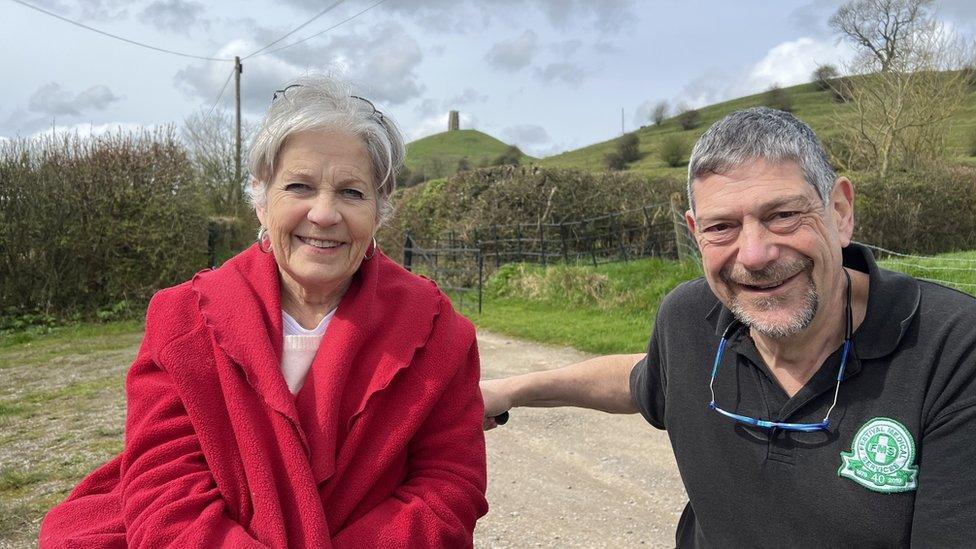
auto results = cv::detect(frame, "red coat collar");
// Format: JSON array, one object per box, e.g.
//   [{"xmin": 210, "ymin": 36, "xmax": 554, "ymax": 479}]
[{"xmin": 191, "ymin": 244, "xmax": 442, "ymax": 482}]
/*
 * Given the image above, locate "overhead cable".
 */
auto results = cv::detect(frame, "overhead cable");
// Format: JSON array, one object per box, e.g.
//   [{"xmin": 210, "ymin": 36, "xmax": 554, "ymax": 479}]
[
  {"xmin": 9, "ymin": 0, "xmax": 234, "ymax": 62},
  {"xmin": 251, "ymin": 0, "xmax": 391, "ymax": 58},
  {"xmin": 243, "ymin": 0, "xmax": 348, "ymax": 59},
  {"xmin": 207, "ymin": 66, "xmax": 237, "ymax": 116}
]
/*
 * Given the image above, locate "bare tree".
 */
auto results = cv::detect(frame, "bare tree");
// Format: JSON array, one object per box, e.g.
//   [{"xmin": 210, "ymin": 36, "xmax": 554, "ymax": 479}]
[
  {"xmin": 831, "ymin": 29, "xmax": 974, "ymax": 177},
  {"xmin": 182, "ymin": 110, "xmax": 254, "ymax": 216},
  {"xmin": 651, "ymin": 101, "xmax": 669, "ymax": 125},
  {"xmin": 829, "ymin": 0, "xmax": 935, "ymax": 73}
]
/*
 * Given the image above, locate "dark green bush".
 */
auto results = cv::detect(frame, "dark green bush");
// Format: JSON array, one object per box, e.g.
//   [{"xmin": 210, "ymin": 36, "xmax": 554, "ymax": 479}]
[
  {"xmin": 677, "ymin": 108, "xmax": 701, "ymax": 131},
  {"xmin": 854, "ymin": 166, "xmax": 976, "ymax": 254},
  {"xmin": 617, "ymin": 133, "xmax": 641, "ymax": 163},
  {"xmin": 812, "ymin": 64, "xmax": 840, "ymax": 91},
  {"xmin": 492, "ymin": 145, "xmax": 523, "ymax": 166},
  {"xmin": 658, "ymin": 134, "xmax": 689, "ymax": 167},
  {"xmin": 0, "ymin": 130, "xmax": 210, "ymax": 318},
  {"xmin": 764, "ymin": 85, "xmax": 794, "ymax": 113}
]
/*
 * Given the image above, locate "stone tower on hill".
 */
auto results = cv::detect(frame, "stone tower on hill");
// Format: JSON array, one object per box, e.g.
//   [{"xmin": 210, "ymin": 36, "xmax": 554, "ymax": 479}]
[{"xmin": 448, "ymin": 111, "xmax": 459, "ymax": 131}]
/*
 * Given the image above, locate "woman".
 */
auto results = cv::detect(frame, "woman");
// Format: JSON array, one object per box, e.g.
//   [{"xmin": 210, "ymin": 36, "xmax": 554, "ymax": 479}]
[{"xmin": 40, "ymin": 75, "xmax": 488, "ymax": 548}]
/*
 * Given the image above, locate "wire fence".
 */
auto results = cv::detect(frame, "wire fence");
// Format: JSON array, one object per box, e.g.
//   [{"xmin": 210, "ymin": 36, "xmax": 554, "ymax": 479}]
[{"xmin": 401, "ymin": 199, "xmax": 701, "ymax": 312}]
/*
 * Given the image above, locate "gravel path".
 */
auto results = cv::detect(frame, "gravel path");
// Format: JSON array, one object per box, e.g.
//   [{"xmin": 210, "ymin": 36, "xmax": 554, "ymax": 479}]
[{"xmin": 474, "ymin": 331, "xmax": 686, "ymax": 548}]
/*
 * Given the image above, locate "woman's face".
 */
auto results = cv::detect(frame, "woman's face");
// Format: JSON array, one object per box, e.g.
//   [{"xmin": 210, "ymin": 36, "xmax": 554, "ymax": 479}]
[{"xmin": 256, "ymin": 130, "xmax": 378, "ymax": 300}]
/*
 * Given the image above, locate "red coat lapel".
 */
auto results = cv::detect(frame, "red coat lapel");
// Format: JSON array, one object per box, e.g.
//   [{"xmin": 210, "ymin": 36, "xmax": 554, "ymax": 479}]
[{"xmin": 191, "ymin": 244, "xmax": 307, "ymax": 453}]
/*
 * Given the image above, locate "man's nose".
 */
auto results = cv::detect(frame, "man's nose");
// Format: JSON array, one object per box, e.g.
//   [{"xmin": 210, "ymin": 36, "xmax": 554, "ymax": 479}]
[{"xmin": 735, "ymin": 221, "xmax": 778, "ymax": 271}]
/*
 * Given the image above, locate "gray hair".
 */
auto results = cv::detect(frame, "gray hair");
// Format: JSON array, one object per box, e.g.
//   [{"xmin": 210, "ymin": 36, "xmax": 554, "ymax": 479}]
[
  {"xmin": 686, "ymin": 107, "xmax": 836, "ymax": 213},
  {"xmin": 245, "ymin": 74, "xmax": 405, "ymax": 225}
]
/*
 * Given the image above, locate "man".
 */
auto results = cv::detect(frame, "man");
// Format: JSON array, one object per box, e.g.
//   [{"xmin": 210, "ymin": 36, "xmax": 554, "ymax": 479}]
[{"xmin": 481, "ymin": 107, "xmax": 976, "ymax": 547}]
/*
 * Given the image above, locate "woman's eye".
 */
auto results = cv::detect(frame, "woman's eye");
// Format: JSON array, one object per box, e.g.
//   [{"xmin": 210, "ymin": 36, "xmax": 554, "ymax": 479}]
[
  {"xmin": 341, "ymin": 188, "xmax": 366, "ymax": 199},
  {"xmin": 284, "ymin": 182, "xmax": 311, "ymax": 192}
]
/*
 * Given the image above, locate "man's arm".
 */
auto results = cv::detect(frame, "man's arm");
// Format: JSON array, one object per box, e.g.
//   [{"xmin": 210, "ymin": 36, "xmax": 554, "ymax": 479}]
[{"xmin": 480, "ymin": 354, "xmax": 643, "ymax": 429}]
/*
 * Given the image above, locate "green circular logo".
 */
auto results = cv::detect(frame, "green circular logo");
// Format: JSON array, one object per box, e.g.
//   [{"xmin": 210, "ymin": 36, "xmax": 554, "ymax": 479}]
[{"xmin": 838, "ymin": 417, "xmax": 918, "ymax": 493}]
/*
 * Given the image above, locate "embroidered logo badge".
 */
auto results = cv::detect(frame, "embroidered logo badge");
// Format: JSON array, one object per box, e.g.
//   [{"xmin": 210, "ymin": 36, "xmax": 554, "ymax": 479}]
[{"xmin": 839, "ymin": 417, "xmax": 918, "ymax": 493}]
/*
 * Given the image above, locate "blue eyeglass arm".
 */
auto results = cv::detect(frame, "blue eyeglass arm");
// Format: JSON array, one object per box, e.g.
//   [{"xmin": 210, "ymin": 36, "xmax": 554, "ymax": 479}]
[{"xmin": 708, "ymin": 403, "xmax": 829, "ymax": 432}]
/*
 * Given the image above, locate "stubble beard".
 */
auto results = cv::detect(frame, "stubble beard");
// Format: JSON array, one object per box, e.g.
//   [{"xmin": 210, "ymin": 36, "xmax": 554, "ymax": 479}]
[{"xmin": 723, "ymin": 257, "xmax": 819, "ymax": 339}]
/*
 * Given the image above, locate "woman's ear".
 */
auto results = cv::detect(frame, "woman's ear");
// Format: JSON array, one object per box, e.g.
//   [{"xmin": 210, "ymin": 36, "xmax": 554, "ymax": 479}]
[{"xmin": 252, "ymin": 178, "xmax": 267, "ymax": 226}]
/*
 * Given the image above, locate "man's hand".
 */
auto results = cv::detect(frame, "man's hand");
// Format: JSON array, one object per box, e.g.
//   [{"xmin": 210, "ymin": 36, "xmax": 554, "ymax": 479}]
[{"xmin": 480, "ymin": 378, "xmax": 514, "ymax": 431}]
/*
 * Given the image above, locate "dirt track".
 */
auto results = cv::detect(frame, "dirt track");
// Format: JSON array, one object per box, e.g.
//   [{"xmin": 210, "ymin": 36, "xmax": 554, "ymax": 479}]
[{"xmin": 473, "ymin": 331, "xmax": 686, "ymax": 548}]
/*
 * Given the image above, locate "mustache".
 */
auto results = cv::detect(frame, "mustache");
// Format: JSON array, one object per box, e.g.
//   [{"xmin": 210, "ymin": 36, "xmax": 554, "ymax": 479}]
[{"xmin": 720, "ymin": 257, "xmax": 813, "ymax": 286}]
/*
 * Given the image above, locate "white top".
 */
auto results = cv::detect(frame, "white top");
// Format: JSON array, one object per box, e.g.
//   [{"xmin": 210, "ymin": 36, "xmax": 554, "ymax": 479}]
[{"xmin": 280, "ymin": 308, "xmax": 335, "ymax": 394}]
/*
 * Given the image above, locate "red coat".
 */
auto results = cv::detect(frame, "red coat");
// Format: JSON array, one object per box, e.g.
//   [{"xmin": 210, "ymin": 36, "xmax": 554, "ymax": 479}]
[{"xmin": 40, "ymin": 245, "xmax": 488, "ymax": 548}]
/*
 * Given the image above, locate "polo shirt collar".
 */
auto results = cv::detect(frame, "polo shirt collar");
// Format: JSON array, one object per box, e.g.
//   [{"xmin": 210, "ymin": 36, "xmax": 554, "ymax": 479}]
[{"xmin": 704, "ymin": 242, "xmax": 920, "ymax": 361}]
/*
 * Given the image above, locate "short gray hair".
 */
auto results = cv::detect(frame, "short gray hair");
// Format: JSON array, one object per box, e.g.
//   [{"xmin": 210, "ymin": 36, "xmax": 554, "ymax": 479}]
[
  {"xmin": 687, "ymin": 107, "xmax": 836, "ymax": 213},
  {"xmin": 245, "ymin": 74, "xmax": 405, "ymax": 225}
]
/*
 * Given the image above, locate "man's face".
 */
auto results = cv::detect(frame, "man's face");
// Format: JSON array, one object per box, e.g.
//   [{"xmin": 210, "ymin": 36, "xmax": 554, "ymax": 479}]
[{"xmin": 686, "ymin": 160, "xmax": 854, "ymax": 339}]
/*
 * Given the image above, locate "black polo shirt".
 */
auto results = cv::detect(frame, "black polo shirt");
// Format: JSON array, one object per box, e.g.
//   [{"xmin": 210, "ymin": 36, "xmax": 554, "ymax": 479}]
[{"xmin": 630, "ymin": 243, "xmax": 976, "ymax": 548}]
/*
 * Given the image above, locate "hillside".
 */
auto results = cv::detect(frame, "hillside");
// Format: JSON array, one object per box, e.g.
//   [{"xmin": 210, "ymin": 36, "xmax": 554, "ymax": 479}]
[
  {"xmin": 405, "ymin": 129, "xmax": 536, "ymax": 179},
  {"xmin": 536, "ymin": 80, "xmax": 976, "ymax": 178}
]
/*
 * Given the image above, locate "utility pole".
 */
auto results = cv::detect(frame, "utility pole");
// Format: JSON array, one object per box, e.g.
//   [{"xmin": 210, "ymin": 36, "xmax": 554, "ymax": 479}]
[{"xmin": 235, "ymin": 56, "xmax": 243, "ymax": 190}]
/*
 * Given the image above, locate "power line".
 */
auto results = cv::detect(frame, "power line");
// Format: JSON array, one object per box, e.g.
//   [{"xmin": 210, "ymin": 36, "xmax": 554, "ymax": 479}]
[
  {"xmin": 251, "ymin": 0, "xmax": 391, "ymax": 58},
  {"xmin": 9, "ymin": 0, "xmax": 233, "ymax": 62},
  {"xmin": 243, "ymin": 0, "xmax": 348, "ymax": 60},
  {"xmin": 208, "ymin": 65, "xmax": 237, "ymax": 116}
]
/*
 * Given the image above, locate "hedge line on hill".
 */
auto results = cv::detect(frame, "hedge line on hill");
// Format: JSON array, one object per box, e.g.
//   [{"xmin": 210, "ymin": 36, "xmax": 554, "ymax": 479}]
[
  {"xmin": 0, "ymin": 131, "xmax": 211, "ymax": 319},
  {"xmin": 378, "ymin": 166, "xmax": 686, "ymax": 252},
  {"xmin": 379, "ymin": 164, "xmax": 976, "ymax": 257}
]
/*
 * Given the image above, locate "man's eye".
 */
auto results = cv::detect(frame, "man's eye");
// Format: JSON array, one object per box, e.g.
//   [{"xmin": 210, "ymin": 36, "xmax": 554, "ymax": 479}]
[
  {"xmin": 704, "ymin": 223, "xmax": 732, "ymax": 233},
  {"xmin": 768, "ymin": 211, "xmax": 803, "ymax": 232}
]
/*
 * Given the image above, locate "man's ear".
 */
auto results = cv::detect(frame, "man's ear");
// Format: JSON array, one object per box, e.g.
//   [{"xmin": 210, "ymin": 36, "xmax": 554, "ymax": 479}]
[
  {"xmin": 830, "ymin": 177, "xmax": 855, "ymax": 246},
  {"xmin": 685, "ymin": 209, "xmax": 703, "ymax": 251}
]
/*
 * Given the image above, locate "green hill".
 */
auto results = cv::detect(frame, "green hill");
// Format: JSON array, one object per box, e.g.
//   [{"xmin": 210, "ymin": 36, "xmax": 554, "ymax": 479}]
[
  {"xmin": 535, "ymin": 80, "xmax": 976, "ymax": 178},
  {"xmin": 405, "ymin": 129, "xmax": 536, "ymax": 179}
]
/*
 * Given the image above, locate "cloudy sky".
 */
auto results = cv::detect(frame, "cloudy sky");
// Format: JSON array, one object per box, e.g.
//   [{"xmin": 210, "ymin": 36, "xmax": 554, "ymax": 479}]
[{"xmin": 3, "ymin": 0, "xmax": 975, "ymax": 157}]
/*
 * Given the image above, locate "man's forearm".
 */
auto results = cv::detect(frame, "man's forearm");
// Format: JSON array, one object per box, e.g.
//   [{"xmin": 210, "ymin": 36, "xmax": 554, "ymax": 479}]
[{"xmin": 489, "ymin": 354, "xmax": 642, "ymax": 414}]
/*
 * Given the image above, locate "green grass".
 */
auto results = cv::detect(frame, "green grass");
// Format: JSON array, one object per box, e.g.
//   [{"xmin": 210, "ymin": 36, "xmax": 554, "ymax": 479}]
[
  {"xmin": 462, "ymin": 248, "xmax": 976, "ymax": 354},
  {"xmin": 405, "ymin": 129, "xmax": 536, "ymax": 175},
  {"xmin": 533, "ymin": 80, "xmax": 976, "ymax": 175},
  {"xmin": 0, "ymin": 319, "xmax": 143, "ymax": 352},
  {"xmin": 464, "ymin": 258, "xmax": 702, "ymax": 353},
  {"xmin": 878, "ymin": 249, "xmax": 976, "ymax": 295}
]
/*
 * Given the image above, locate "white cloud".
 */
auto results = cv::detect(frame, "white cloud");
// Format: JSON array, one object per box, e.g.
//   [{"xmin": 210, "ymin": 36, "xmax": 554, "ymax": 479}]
[
  {"xmin": 502, "ymin": 124, "xmax": 550, "ymax": 145},
  {"xmin": 174, "ymin": 22, "xmax": 425, "ymax": 113},
  {"xmin": 485, "ymin": 31, "xmax": 539, "ymax": 72},
  {"xmin": 29, "ymin": 121, "xmax": 158, "ymax": 140},
  {"xmin": 27, "ymin": 82, "xmax": 122, "ymax": 116},
  {"xmin": 673, "ymin": 37, "xmax": 855, "ymax": 109},
  {"xmin": 731, "ymin": 37, "xmax": 854, "ymax": 96},
  {"xmin": 139, "ymin": 0, "xmax": 208, "ymax": 35},
  {"xmin": 534, "ymin": 61, "xmax": 591, "ymax": 86},
  {"xmin": 445, "ymin": 87, "xmax": 488, "ymax": 107}
]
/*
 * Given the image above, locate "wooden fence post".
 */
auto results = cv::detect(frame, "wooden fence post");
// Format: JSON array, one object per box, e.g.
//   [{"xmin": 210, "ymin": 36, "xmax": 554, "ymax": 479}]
[{"xmin": 559, "ymin": 223, "xmax": 569, "ymax": 263}]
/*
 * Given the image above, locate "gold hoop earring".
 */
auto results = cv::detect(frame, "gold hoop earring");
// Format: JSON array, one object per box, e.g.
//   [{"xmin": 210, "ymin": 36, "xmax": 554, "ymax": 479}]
[
  {"xmin": 257, "ymin": 226, "xmax": 272, "ymax": 253},
  {"xmin": 364, "ymin": 236, "xmax": 377, "ymax": 260}
]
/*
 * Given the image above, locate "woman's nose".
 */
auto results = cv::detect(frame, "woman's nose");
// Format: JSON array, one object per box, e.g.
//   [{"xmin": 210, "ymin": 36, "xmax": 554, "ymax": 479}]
[{"xmin": 307, "ymin": 194, "xmax": 342, "ymax": 226}]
